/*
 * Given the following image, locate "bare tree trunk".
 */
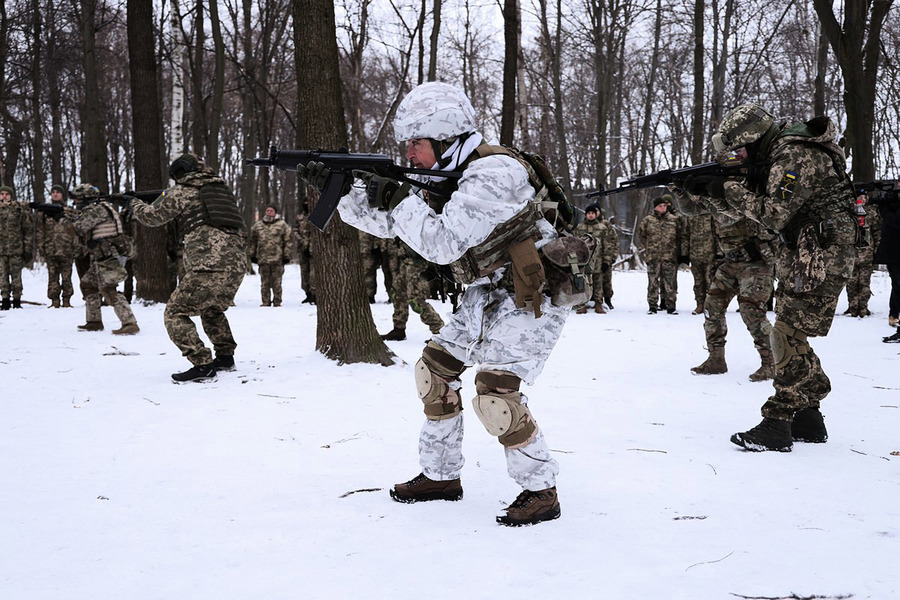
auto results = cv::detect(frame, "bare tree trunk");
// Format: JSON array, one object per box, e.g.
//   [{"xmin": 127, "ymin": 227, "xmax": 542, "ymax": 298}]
[
  {"xmin": 80, "ymin": 0, "xmax": 109, "ymax": 191},
  {"xmin": 416, "ymin": 0, "xmax": 425, "ymax": 85},
  {"xmin": 515, "ymin": 7, "xmax": 529, "ymax": 148},
  {"xmin": 45, "ymin": 0, "xmax": 64, "ymax": 185},
  {"xmin": 206, "ymin": 0, "xmax": 225, "ymax": 168},
  {"xmin": 539, "ymin": 0, "xmax": 571, "ymax": 191},
  {"xmin": 638, "ymin": 0, "xmax": 662, "ymax": 173},
  {"xmin": 427, "ymin": 0, "xmax": 441, "ymax": 81},
  {"xmin": 813, "ymin": 0, "xmax": 892, "ymax": 181},
  {"xmin": 813, "ymin": 23, "xmax": 828, "ymax": 117},
  {"xmin": 30, "ymin": 0, "xmax": 45, "ymax": 202},
  {"xmin": 690, "ymin": 0, "xmax": 705, "ymax": 163},
  {"xmin": 127, "ymin": 0, "xmax": 172, "ymax": 302},
  {"xmin": 499, "ymin": 0, "xmax": 518, "ymax": 146},
  {"xmin": 169, "ymin": 0, "xmax": 186, "ymax": 159},
  {"xmin": 191, "ymin": 0, "xmax": 206, "ymax": 155},
  {"xmin": 291, "ymin": 0, "xmax": 393, "ymax": 365},
  {"xmin": 238, "ymin": 0, "xmax": 257, "ymax": 228},
  {"xmin": 710, "ymin": 0, "xmax": 734, "ymax": 132}
]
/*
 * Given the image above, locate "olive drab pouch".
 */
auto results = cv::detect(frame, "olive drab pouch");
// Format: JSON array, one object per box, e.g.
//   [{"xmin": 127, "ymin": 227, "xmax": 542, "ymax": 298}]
[
  {"xmin": 790, "ymin": 222, "xmax": 826, "ymax": 293},
  {"xmin": 539, "ymin": 233, "xmax": 596, "ymax": 307}
]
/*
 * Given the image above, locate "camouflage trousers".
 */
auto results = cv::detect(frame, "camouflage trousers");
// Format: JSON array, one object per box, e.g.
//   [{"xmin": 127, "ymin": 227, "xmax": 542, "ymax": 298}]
[
  {"xmin": 845, "ymin": 253, "xmax": 874, "ymax": 311},
  {"xmin": 0, "ymin": 254, "xmax": 24, "ymax": 298},
  {"xmin": 164, "ymin": 270, "xmax": 245, "ymax": 366},
  {"xmin": 703, "ymin": 260, "xmax": 773, "ymax": 354},
  {"xmin": 258, "ymin": 262, "xmax": 285, "ymax": 305},
  {"xmin": 298, "ymin": 249, "xmax": 315, "ymax": 295},
  {"xmin": 417, "ymin": 285, "xmax": 568, "ymax": 490},
  {"xmin": 601, "ymin": 268, "xmax": 614, "ymax": 303},
  {"xmin": 761, "ymin": 277, "xmax": 846, "ymax": 421},
  {"xmin": 46, "ymin": 256, "xmax": 75, "ymax": 302},
  {"xmin": 646, "ymin": 259, "xmax": 677, "ymax": 310},
  {"xmin": 691, "ymin": 261, "xmax": 715, "ymax": 308},
  {"xmin": 81, "ymin": 256, "xmax": 136, "ymax": 326},
  {"xmin": 389, "ymin": 254, "xmax": 444, "ymax": 333}
]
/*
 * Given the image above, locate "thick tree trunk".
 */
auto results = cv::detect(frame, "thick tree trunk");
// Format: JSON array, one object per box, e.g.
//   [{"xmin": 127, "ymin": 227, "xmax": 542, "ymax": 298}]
[
  {"xmin": 813, "ymin": 24, "xmax": 828, "ymax": 117},
  {"xmin": 169, "ymin": 0, "xmax": 186, "ymax": 158},
  {"xmin": 127, "ymin": 0, "xmax": 171, "ymax": 302},
  {"xmin": 238, "ymin": 0, "xmax": 257, "ymax": 229},
  {"xmin": 30, "ymin": 0, "xmax": 45, "ymax": 203},
  {"xmin": 191, "ymin": 0, "xmax": 206, "ymax": 156},
  {"xmin": 207, "ymin": 0, "xmax": 225, "ymax": 169},
  {"xmin": 291, "ymin": 0, "xmax": 393, "ymax": 365},
  {"xmin": 500, "ymin": 0, "xmax": 518, "ymax": 146},
  {"xmin": 690, "ymin": 0, "xmax": 705, "ymax": 163},
  {"xmin": 80, "ymin": 0, "xmax": 109, "ymax": 191},
  {"xmin": 427, "ymin": 0, "xmax": 441, "ymax": 81}
]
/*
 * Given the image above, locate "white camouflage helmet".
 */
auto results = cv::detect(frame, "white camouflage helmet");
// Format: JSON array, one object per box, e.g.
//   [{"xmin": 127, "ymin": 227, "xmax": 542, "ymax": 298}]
[
  {"xmin": 711, "ymin": 103, "xmax": 775, "ymax": 153},
  {"xmin": 393, "ymin": 82, "xmax": 477, "ymax": 142}
]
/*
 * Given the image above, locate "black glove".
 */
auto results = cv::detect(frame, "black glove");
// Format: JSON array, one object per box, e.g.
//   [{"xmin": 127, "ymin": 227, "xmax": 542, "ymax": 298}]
[
  {"xmin": 282, "ymin": 257, "xmax": 290, "ymax": 265},
  {"xmin": 297, "ymin": 161, "xmax": 352, "ymax": 197},
  {"xmin": 682, "ymin": 175, "xmax": 714, "ymax": 197},
  {"xmin": 22, "ymin": 251, "xmax": 33, "ymax": 263},
  {"xmin": 705, "ymin": 177, "xmax": 728, "ymax": 199},
  {"xmin": 600, "ymin": 263, "xmax": 610, "ymax": 273},
  {"xmin": 353, "ymin": 170, "xmax": 410, "ymax": 211},
  {"xmin": 678, "ymin": 255, "xmax": 691, "ymax": 266},
  {"xmin": 250, "ymin": 255, "xmax": 258, "ymax": 264}
]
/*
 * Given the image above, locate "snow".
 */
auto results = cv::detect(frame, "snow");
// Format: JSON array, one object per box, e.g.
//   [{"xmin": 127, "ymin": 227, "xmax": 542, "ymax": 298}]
[{"xmin": 2, "ymin": 265, "xmax": 898, "ymax": 600}]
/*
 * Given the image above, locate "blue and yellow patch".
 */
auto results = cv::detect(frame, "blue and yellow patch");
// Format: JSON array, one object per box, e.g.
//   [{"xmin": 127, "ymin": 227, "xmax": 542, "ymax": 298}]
[{"xmin": 779, "ymin": 171, "xmax": 797, "ymax": 201}]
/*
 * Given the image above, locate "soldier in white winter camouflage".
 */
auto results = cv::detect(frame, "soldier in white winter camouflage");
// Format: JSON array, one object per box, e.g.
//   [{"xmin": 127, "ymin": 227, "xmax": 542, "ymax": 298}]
[
  {"xmin": 304, "ymin": 82, "xmax": 574, "ymax": 526},
  {"xmin": 684, "ymin": 103, "xmax": 857, "ymax": 452}
]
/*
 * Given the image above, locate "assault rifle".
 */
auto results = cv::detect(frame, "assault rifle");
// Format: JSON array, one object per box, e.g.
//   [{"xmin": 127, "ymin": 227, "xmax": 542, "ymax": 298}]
[
  {"xmin": 246, "ymin": 146, "xmax": 463, "ymax": 231},
  {"xmin": 29, "ymin": 189, "xmax": 163, "ymax": 218},
  {"xmin": 585, "ymin": 161, "xmax": 757, "ymax": 198},
  {"xmin": 854, "ymin": 181, "xmax": 900, "ymax": 207}
]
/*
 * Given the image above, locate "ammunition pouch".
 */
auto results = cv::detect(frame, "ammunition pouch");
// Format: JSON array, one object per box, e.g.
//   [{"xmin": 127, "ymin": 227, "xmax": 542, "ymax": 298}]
[{"xmin": 539, "ymin": 233, "xmax": 596, "ymax": 308}]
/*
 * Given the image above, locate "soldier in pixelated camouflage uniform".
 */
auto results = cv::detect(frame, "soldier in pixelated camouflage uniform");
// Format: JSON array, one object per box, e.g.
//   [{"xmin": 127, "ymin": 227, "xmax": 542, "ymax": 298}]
[
  {"xmin": 358, "ymin": 230, "xmax": 381, "ymax": 303},
  {"xmin": 684, "ymin": 103, "xmax": 857, "ymax": 452},
  {"xmin": 637, "ymin": 194, "xmax": 684, "ymax": 314},
  {"xmin": 36, "ymin": 184, "xmax": 78, "ymax": 308},
  {"xmin": 684, "ymin": 211, "xmax": 717, "ymax": 315},
  {"xmin": 573, "ymin": 203, "xmax": 613, "ymax": 314},
  {"xmin": 379, "ymin": 239, "xmax": 444, "ymax": 340},
  {"xmin": 845, "ymin": 196, "xmax": 881, "ymax": 317},
  {"xmin": 62, "ymin": 184, "xmax": 139, "ymax": 334},
  {"xmin": 130, "ymin": 153, "xmax": 246, "ymax": 382},
  {"xmin": 249, "ymin": 205, "xmax": 292, "ymax": 307},
  {"xmin": 293, "ymin": 209, "xmax": 316, "ymax": 303},
  {"xmin": 0, "ymin": 185, "xmax": 33, "ymax": 310},
  {"xmin": 315, "ymin": 82, "xmax": 569, "ymax": 526},
  {"xmin": 35, "ymin": 185, "xmax": 77, "ymax": 307}
]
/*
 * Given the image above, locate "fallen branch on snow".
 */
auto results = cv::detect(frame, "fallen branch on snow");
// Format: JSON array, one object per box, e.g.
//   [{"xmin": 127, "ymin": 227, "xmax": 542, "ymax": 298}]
[
  {"xmin": 339, "ymin": 488, "xmax": 382, "ymax": 498},
  {"xmin": 729, "ymin": 593, "xmax": 853, "ymax": 599},
  {"xmin": 685, "ymin": 550, "xmax": 733, "ymax": 570}
]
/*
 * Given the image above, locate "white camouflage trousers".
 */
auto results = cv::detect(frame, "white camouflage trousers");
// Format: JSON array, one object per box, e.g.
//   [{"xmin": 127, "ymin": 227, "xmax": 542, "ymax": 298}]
[{"xmin": 418, "ymin": 283, "xmax": 568, "ymax": 491}]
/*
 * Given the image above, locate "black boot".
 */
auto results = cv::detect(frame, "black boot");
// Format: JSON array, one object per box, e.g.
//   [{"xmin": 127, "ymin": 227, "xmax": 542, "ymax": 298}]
[
  {"xmin": 730, "ymin": 418, "xmax": 793, "ymax": 452},
  {"xmin": 0, "ymin": 298, "xmax": 10, "ymax": 310},
  {"xmin": 792, "ymin": 407, "xmax": 828, "ymax": 443},
  {"xmin": 213, "ymin": 355, "xmax": 235, "ymax": 372},
  {"xmin": 171, "ymin": 363, "xmax": 217, "ymax": 383},
  {"xmin": 883, "ymin": 331, "xmax": 900, "ymax": 343},
  {"xmin": 12, "ymin": 298, "xmax": 22, "ymax": 308},
  {"xmin": 380, "ymin": 327, "xmax": 407, "ymax": 341}
]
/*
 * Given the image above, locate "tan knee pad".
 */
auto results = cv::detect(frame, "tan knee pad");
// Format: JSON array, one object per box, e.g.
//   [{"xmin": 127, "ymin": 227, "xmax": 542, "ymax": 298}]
[
  {"xmin": 472, "ymin": 371, "xmax": 537, "ymax": 448},
  {"xmin": 415, "ymin": 342, "xmax": 466, "ymax": 421},
  {"xmin": 770, "ymin": 321, "xmax": 809, "ymax": 370}
]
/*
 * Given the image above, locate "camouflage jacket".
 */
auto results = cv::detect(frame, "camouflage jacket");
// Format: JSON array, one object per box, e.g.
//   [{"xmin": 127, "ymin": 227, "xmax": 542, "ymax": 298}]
[
  {"xmin": 37, "ymin": 209, "xmax": 78, "ymax": 259},
  {"xmin": 637, "ymin": 210, "xmax": 682, "ymax": 262},
  {"xmin": 721, "ymin": 116, "xmax": 856, "ymax": 282},
  {"xmin": 130, "ymin": 169, "xmax": 246, "ymax": 273},
  {"xmin": 684, "ymin": 213, "xmax": 716, "ymax": 263},
  {"xmin": 0, "ymin": 202, "xmax": 33, "ymax": 256},
  {"xmin": 575, "ymin": 218, "xmax": 616, "ymax": 270},
  {"xmin": 293, "ymin": 213, "xmax": 313, "ymax": 254},
  {"xmin": 63, "ymin": 201, "xmax": 130, "ymax": 261},
  {"xmin": 250, "ymin": 216, "xmax": 292, "ymax": 263}
]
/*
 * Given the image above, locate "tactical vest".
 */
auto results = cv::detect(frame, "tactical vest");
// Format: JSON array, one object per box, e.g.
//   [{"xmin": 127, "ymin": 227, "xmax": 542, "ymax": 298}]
[
  {"xmin": 179, "ymin": 181, "xmax": 246, "ymax": 238},
  {"xmin": 90, "ymin": 202, "xmax": 125, "ymax": 240}
]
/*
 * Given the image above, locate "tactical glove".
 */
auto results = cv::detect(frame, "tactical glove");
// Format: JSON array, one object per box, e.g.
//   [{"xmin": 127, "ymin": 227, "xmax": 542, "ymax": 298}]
[
  {"xmin": 682, "ymin": 175, "xmax": 713, "ymax": 197},
  {"xmin": 297, "ymin": 161, "xmax": 352, "ymax": 197},
  {"xmin": 250, "ymin": 255, "xmax": 258, "ymax": 264},
  {"xmin": 353, "ymin": 170, "xmax": 411, "ymax": 211},
  {"xmin": 705, "ymin": 177, "xmax": 728, "ymax": 199}
]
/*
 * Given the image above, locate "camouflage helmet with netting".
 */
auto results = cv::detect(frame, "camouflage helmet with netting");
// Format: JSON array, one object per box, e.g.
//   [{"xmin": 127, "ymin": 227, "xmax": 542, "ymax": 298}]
[
  {"xmin": 70, "ymin": 183, "xmax": 100, "ymax": 199},
  {"xmin": 169, "ymin": 153, "xmax": 205, "ymax": 181},
  {"xmin": 393, "ymin": 82, "xmax": 477, "ymax": 142},
  {"xmin": 711, "ymin": 103, "xmax": 775, "ymax": 153}
]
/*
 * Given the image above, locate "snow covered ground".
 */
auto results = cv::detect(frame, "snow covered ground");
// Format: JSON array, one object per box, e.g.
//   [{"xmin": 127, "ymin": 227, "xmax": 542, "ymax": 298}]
[{"xmin": 2, "ymin": 264, "xmax": 898, "ymax": 600}]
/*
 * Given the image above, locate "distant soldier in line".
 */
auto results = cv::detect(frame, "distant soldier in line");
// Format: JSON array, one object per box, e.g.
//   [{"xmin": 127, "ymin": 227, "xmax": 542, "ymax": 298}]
[
  {"xmin": 130, "ymin": 153, "xmax": 246, "ymax": 382},
  {"xmin": 637, "ymin": 193, "xmax": 684, "ymax": 314},
  {"xmin": 380, "ymin": 239, "xmax": 444, "ymax": 341},
  {"xmin": 359, "ymin": 230, "xmax": 380, "ymax": 303},
  {"xmin": 684, "ymin": 211, "xmax": 717, "ymax": 315},
  {"xmin": 599, "ymin": 209, "xmax": 619, "ymax": 309},
  {"xmin": 36, "ymin": 184, "xmax": 78, "ymax": 308},
  {"xmin": 119, "ymin": 203, "xmax": 136, "ymax": 303},
  {"xmin": 62, "ymin": 184, "xmax": 139, "ymax": 334},
  {"xmin": 845, "ymin": 193, "xmax": 881, "ymax": 317},
  {"xmin": 573, "ymin": 203, "xmax": 612, "ymax": 314},
  {"xmin": 249, "ymin": 204, "xmax": 292, "ymax": 307},
  {"xmin": 0, "ymin": 185, "xmax": 33, "ymax": 310},
  {"xmin": 293, "ymin": 208, "xmax": 316, "ymax": 304}
]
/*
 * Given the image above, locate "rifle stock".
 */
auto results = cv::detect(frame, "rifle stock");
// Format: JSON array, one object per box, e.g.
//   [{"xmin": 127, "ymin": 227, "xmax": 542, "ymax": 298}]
[
  {"xmin": 586, "ymin": 161, "xmax": 754, "ymax": 198},
  {"xmin": 854, "ymin": 181, "xmax": 900, "ymax": 206},
  {"xmin": 246, "ymin": 146, "xmax": 462, "ymax": 232}
]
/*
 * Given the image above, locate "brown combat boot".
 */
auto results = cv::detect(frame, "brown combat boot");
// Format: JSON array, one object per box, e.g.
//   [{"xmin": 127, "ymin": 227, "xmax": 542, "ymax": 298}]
[
  {"xmin": 691, "ymin": 347, "xmax": 727, "ymax": 375},
  {"xmin": 390, "ymin": 473, "xmax": 463, "ymax": 503},
  {"xmin": 50, "ymin": 298, "xmax": 61, "ymax": 308},
  {"xmin": 77, "ymin": 321, "xmax": 104, "ymax": 331},
  {"xmin": 594, "ymin": 304, "xmax": 606, "ymax": 314},
  {"xmin": 62, "ymin": 297, "xmax": 73, "ymax": 308},
  {"xmin": 575, "ymin": 305, "xmax": 587, "ymax": 314},
  {"xmin": 497, "ymin": 487, "xmax": 561, "ymax": 527},
  {"xmin": 112, "ymin": 323, "xmax": 140, "ymax": 335},
  {"xmin": 691, "ymin": 303, "xmax": 704, "ymax": 315},
  {"xmin": 748, "ymin": 350, "xmax": 775, "ymax": 382}
]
